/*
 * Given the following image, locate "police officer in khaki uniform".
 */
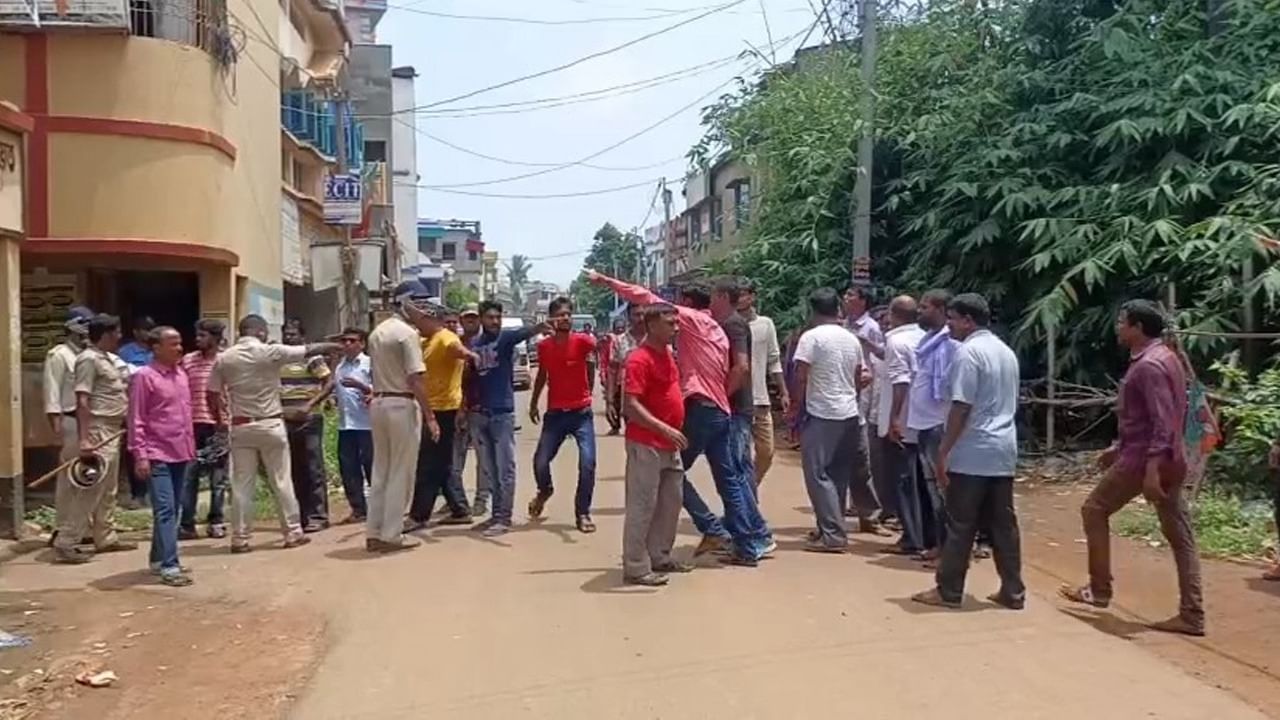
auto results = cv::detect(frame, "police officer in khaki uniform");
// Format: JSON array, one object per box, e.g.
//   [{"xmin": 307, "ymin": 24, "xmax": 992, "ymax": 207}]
[
  {"xmin": 43, "ymin": 305, "xmax": 93, "ymax": 548},
  {"xmin": 207, "ymin": 314, "xmax": 340, "ymax": 553},
  {"xmin": 53, "ymin": 314, "xmax": 138, "ymax": 564}
]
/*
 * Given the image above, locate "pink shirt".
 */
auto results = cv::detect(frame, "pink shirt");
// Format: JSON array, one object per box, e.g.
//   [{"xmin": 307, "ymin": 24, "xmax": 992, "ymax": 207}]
[
  {"xmin": 129, "ymin": 362, "xmax": 196, "ymax": 463},
  {"xmin": 597, "ymin": 275, "xmax": 731, "ymax": 415}
]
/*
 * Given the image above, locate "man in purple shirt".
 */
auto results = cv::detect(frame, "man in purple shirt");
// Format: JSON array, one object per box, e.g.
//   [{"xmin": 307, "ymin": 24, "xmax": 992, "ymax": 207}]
[
  {"xmin": 129, "ymin": 326, "xmax": 196, "ymax": 587},
  {"xmin": 1061, "ymin": 300, "xmax": 1202, "ymax": 636}
]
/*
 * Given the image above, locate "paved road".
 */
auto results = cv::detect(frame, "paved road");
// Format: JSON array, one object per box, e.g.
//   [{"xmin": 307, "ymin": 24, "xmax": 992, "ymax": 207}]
[{"xmin": 4, "ymin": 403, "xmax": 1267, "ymax": 719}]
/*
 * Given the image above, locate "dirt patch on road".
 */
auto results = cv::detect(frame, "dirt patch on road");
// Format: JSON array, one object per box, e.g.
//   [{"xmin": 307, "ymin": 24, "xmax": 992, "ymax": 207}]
[
  {"xmin": 1015, "ymin": 472, "xmax": 1280, "ymax": 718},
  {"xmin": 0, "ymin": 588, "xmax": 323, "ymax": 720}
]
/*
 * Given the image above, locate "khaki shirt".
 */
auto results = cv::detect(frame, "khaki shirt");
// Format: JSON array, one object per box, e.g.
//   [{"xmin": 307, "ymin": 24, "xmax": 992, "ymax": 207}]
[
  {"xmin": 368, "ymin": 315, "xmax": 425, "ymax": 394},
  {"xmin": 208, "ymin": 336, "xmax": 308, "ymax": 418},
  {"xmin": 73, "ymin": 347, "xmax": 129, "ymax": 419},
  {"xmin": 43, "ymin": 341, "xmax": 81, "ymax": 414}
]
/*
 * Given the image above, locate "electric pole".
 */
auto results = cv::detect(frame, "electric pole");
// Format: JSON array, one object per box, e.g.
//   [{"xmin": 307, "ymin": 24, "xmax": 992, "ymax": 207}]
[
  {"xmin": 850, "ymin": 0, "xmax": 876, "ymax": 288},
  {"xmin": 661, "ymin": 179, "xmax": 673, "ymax": 291},
  {"xmin": 333, "ymin": 98, "xmax": 359, "ymax": 328}
]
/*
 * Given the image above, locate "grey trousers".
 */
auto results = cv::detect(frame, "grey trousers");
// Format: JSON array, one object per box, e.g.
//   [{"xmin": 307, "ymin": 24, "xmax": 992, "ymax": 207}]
[
  {"xmin": 839, "ymin": 417, "xmax": 881, "ymax": 520},
  {"xmin": 802, "ymin": 415, "xmax": 863, "ymax": 547},
  {"xmin": 622, "ymin": 441, "xmax": 683, "ymax": 579}
]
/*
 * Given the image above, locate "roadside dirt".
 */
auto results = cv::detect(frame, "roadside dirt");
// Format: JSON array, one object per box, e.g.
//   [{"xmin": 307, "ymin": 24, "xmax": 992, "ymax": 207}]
[
  {"xmin": 0, "ymin": 587, "xmax": 323, "ymax": 720},
  {"xmin": 1013, "ymin": 466, "xmax": 1280, "ymax": 718}
]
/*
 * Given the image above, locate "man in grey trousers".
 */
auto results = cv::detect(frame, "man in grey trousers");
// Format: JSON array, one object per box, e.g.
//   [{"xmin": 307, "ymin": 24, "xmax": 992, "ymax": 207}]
[{"xmin": 789, "ymin": 288, "xmax": 868, "ymax": 553}]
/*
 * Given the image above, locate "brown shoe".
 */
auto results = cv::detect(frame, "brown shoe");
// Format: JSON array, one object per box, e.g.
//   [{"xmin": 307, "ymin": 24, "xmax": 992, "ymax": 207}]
[
  {"xmin": 528, "ymin": 489, "xmax": 553, "ymax": 519},
  {"xmin": 53, "ymin": 547, "xmax": 93, "ymax": 564},
  {"xmin": 693, "ymin": 534, "xmax": 730, "ymax": 557},
  {"xmin": 856, "ymin": 518, "xmax": 893, "ymax": 537},
  {"xmin": 1150, "ymin": 615, "xmax": 1205, "ymax": 637}
]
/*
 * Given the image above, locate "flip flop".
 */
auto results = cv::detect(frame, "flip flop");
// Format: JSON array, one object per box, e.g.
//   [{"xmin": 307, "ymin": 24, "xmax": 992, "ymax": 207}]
[
  {"xmin": 911, "ymin": 588, "xmax": 961, "ymax": 609},
  {"xmin": 1058, "ymin": 583, "xmax": 1110, "ymax": 608}
]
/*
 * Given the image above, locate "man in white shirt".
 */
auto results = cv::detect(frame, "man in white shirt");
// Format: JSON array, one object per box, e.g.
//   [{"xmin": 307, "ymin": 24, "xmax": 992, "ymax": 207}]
[
  {"xmin": 841, "ymin": 286, "xmax": 886, "ymax": 532},
  {"xmin": 877, "ymin": 296, "xmax": 927, "ymax": 555},
  {"xmin": 789, "ymin": 288, "xmax": 866, "ymax": 553},
  {"xmin": 738, "ymin": 280, "xmax": 789, "ymax": 485}
]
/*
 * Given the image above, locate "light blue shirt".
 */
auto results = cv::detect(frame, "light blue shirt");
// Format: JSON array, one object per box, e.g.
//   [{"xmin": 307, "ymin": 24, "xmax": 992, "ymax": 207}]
[
  {"xmin": 946, "ymin": 329, "xmax": 1020, "ymax": 477},
  {"xmin": 334, "ymin": 353, "xmax": 372, "ymax": 431}
]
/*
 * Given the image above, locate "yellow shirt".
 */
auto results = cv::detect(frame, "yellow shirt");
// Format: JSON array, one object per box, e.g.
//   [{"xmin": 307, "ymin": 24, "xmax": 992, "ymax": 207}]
[{"xmin": 422, "ymin": 329, "xmax": 464, "ymax": 411}]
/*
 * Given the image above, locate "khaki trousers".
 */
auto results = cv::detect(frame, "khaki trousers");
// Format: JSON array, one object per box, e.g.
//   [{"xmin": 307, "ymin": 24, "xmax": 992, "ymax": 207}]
[
  {"xmin": 751, "ymin": 406, "xmax": 775, "ymax": 484},
  {"xmin": 53, "ymin": 417, "xmax": 121, "ymax": 551},
  {"xmin": 1082, "ymin": 466, "xmax": 1204, "ymax": 628},
  {"xmin": 622, "ymin": 441, "xmax": 683, "ymax": 579},
  {"xmin": 228, "ymin": 418, "xmax": 301, "ymax": 544},
  {"xmin": 53, "ymin": 415, "xmax": 79, "ymax": 538},
  {"xmin": 366, "ymin": 397, "xmax": 422, "ymax": 543}
]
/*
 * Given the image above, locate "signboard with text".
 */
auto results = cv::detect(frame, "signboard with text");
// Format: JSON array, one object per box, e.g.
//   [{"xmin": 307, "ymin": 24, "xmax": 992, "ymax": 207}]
[{"xmin": 324, "ymin": 172, "xmax": 363, "ymax": 226}]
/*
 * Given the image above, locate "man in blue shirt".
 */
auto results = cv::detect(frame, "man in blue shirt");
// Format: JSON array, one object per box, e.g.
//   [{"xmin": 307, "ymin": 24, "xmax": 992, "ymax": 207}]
[
  {"xmin": 118, "ymin": 316, "xmax": 156, "ymax": 367},
  {"xmin": 331, "ymin": 327, "xmax": 373, "ymax": 523},
  {"xmin": 468, "ymin": 301, "xmax": 549, "ymax": 536}
]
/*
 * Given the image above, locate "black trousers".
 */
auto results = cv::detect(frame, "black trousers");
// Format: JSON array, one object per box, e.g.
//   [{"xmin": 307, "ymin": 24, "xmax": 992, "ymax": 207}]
[
  {"xmin": 935, "ymin": 473, "xmax": 1025, "ymax": 603},
  {"xmin": 410, "ymin": 410, "xmax": 467, "ymax": 521},
  {"xmin": 286, "ymin": 415, "xmax": 329, "ymax": 526},
  {"xmin": 337, "ymin": 429, "xmax": 372, "ymax": 517}
]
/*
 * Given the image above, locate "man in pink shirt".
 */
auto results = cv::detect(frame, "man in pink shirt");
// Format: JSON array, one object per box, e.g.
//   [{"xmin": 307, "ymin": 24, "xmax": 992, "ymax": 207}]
[
  {"xmin": 129, "ymin": 326, "xmax": 196, "ymax": 587},
  {"xmin": 586, "ymin": 270, "xmax": 771, "ymax": 566}
]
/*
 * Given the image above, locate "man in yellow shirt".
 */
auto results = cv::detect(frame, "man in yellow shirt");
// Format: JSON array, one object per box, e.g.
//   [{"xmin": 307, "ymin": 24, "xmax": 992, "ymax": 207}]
[{"xmin": 407, "ymin": 302, "xmax": 479, "ymax": 530}]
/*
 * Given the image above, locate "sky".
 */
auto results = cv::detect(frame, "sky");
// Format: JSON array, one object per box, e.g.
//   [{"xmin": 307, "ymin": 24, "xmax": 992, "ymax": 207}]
[{"xmin": 376, "ymin": 0, "xmax": 821, "ymax": 288}]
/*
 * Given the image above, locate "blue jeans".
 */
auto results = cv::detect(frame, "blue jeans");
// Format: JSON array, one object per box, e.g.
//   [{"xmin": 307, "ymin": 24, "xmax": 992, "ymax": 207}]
[
  {"xmin": 337, "ymin": 429, "xmax": 372, "ymax": 517},
  {"xmin": 533, "ymin": 407, "xmax": 597, "ymax": 517},
  {"xmin": 148, "ymin": 460, "xmax": 189, "ymax": 575},
  {"xmin": 681, "ymin": 402, "xmax": 771, "ymax": 559},
  {"xmin": 473, "ymin": 411, "xmax": 517, "ymax": 525}
]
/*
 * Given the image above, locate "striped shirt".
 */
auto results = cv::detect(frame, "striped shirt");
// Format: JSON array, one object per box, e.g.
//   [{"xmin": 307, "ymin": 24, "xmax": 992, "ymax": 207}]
[
  {"xmin": 181, "ymin": 350, "xmax": 220, "ymax": 425},
  {"xmin": 280, "ymin": 354, "xmax": 331, "ymax": 415}
]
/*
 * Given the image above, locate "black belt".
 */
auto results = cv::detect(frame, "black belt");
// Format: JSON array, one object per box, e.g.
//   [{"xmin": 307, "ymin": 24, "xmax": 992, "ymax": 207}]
[{"xmin": 373, "ymin": 392, "xmax": 415, "ymax": 399}]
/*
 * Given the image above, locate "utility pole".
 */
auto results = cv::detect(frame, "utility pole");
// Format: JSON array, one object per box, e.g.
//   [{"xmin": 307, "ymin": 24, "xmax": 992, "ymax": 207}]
[
  {"xmin": 850, "ymin": 0, "xmax": 876, "ymax": 288},
  {"xmin": 661, "ymin": 179, "xmax": 673, "ymax": 292},
  {"xmin": 333, "ymin": 98, "xmax": 359, "ymax": 328}
]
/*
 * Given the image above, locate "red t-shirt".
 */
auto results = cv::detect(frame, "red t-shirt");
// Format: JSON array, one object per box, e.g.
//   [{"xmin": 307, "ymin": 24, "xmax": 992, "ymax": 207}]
[
  {"xmin": 537, "ymin": 332, "xmax": 597, "ymax": 411},
  {"xmin": 624, "ymin": 344, "xmax": 685, "ymax": 450}
]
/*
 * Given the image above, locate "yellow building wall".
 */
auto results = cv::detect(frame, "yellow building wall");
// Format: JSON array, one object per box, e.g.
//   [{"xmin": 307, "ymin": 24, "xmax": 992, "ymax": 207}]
[{"xmin": 0, "ymin": 37, "xmax": 22, "ymax": 103}]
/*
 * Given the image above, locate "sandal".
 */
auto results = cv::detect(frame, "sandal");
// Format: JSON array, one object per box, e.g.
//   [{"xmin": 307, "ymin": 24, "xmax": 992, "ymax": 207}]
[
  {"xmin": 1263, "ymin": 565, "xmax": 1280, "ymax": 582},
  {"xmin": 575, "ymin": 515, "xmax": 597, "ymax": 534},
  {"xmin": 624, "ymin": 572, "xmax": 669, "ymax": 587},
  {"xmin": 1058, "ymin": 583, "xmax": 1110, "ymax": 608}
]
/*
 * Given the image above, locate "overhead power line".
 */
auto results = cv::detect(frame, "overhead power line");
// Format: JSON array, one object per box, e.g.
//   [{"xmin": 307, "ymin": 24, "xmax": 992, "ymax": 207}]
[
  {"xmin": 383, "ymin": 1, "xmax": 698, "ymax": 24},
  {"xmin": 395, "ymin": 0, "xmax": 750, "ymax": 114},
  {"xmin": 396, "ymin": 178, "xmax": 661, "ymax": 198},
  {"xmin": 407, "ymin": 122, "xmax": 689, "ymax": 172}
]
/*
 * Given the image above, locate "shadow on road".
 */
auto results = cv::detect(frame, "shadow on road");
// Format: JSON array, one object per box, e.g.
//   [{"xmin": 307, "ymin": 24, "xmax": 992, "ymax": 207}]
[
  {"xmin": 1057, "ymin": 606, "xmax": 1152, "ymax": 639},
  {"xmin": 884, "ymin": 595, "xmax": 1003, "ymax": 615}
]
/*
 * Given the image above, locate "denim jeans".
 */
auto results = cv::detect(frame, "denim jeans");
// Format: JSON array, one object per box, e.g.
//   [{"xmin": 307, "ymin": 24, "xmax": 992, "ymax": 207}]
[
  {"xmin": 287, "ymin": 415, "xmax": 329, "ymax": 526},
  {"xmin": 916, "ymin": 426, "xmax": 947, "ymax": 549},
  {"xmin": 336, "ymin": 429, "xmax": 372, "ymax": 518},
  {"xmin": 452, "ymin": 412, "xmax": 490, "ymax": 507},
  {"xmin": 533, "ymin": 407, "xmax": 597, "ymax": 517},
  {"xmin": 680, "ymin": 402, "xmax": 770, "ymax": 558},
  {"xmin": 473, "ymin": 411, "xmax": 517, "ymax": 525},
  {"xmin": 148, "ymin": 460, "xmax": 189, "ymax": 575},
  {"xmin": 181, "ymin": 423, "xmax": 227, "ymax": 532}
]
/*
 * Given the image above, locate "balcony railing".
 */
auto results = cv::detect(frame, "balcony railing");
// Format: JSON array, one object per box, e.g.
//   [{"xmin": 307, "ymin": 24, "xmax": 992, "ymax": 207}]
[
  {"xmin": 281, "ymin": 92, "xmax": 364, "ymax": 167},
  {"xmin": 128, "ymin": 0, "xmax": 236, "ymax": 66}
]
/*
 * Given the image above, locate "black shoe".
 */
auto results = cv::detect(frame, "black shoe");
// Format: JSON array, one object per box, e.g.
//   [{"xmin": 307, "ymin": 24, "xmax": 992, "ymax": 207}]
[
  {"xmin": 438, "ymin": 514, "xmax": 474, "ymax": 526},
  {"xmin": 720, "ymin": 551, "xmax": 759, "ymax": 568},
  {"xmin": 178, "ymin": 528, "xmax": 199, "ymax": 541}
]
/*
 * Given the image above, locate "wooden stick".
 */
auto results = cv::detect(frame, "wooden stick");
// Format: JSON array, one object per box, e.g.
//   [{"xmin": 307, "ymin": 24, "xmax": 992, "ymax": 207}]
[{"xmin": 25, "ymin": 430, "xmax": 127, "ymax": 491}]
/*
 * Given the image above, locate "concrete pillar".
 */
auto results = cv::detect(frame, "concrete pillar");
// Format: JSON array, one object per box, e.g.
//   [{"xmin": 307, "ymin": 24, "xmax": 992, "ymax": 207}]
[{"xmin": 0, "ymin": 236, "xmax": 23, "ymax": 535}]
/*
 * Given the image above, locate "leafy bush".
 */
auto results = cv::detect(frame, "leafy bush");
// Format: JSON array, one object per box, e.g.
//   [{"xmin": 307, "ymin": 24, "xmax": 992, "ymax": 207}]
[
  {"xmin": 1115, "ymin": 490, "xmax": 1275, "ymax": 559},
  {"xmin": 1207, "ymin": 361, "xmax": 1280, "ymax": 497}
]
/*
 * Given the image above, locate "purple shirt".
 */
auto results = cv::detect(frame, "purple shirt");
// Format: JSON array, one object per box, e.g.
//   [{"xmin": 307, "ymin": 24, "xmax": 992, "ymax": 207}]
[
  {"xmin": 1115, "ymin": 341, "xmax": 1186, "ymax": 478},
  {"xmin": 129, "ymin": 362, "xmax": 196, "ymax": 463}
]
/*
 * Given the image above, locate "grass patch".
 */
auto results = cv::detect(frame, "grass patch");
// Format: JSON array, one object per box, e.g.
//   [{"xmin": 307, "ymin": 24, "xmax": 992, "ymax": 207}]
[{"xmin": 1114, "ymin": 491, "xmax": 1277, "ymax": 560}]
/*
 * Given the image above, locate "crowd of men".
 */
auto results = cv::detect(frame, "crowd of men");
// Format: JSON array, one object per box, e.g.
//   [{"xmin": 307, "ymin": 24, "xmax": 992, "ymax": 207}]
[{"xmin": 38, "ymin": 273, "xmax": 1270, "ymax": 626}]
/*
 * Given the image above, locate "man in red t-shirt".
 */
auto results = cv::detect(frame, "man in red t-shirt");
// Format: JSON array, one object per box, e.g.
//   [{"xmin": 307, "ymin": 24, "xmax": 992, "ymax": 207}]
[
  {"xmin": 529, "ymin": 297, "xmax": 599, "ymax": 533},
  {"xmin": 621, "ymin": 304, "xmax": 690, "ymax": 586}
]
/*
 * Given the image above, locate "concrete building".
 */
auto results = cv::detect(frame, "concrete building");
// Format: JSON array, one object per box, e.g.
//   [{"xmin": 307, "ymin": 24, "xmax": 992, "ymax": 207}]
[
  {"xmin": 523, "ymin": 280, "xmax": 561, "ymax": 321},
  {"xmin": 1, "ymin": 101, "xmax": 30, "ymax": 530},
  {"xmin": 417, "ymin": 219, "xmax": 485, "ymax": 299},
  {"xmin": 278, "ymin": 0, "xmax": 356, "ymax": 338},
  {"xmin": 343, "ymin": 0, "xmax": 386, "ymax": 43},
  {"xmin": 390, "ymin": 66, "xmax": 419, "ymax": 278},
  {"xmin": 669, "ymin": 156, "xmax": 755, "ymax": 286},
  {"xmin": 1, "ymin": 2, "xmax": 288, "ymax": 480}
]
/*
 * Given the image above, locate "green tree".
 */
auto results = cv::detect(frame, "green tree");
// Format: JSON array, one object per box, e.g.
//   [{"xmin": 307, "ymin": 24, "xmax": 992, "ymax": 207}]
[
  {"xmin": 506, "ymin": 254, "xmax": 532, "ymax": 310},
  {"xmin": 571, "ymin": 222, "xmax": 642, "ymax": 322},
  {"xmin": 444, "ymin": 283, "xmax": 479, "ymax": 310}
]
